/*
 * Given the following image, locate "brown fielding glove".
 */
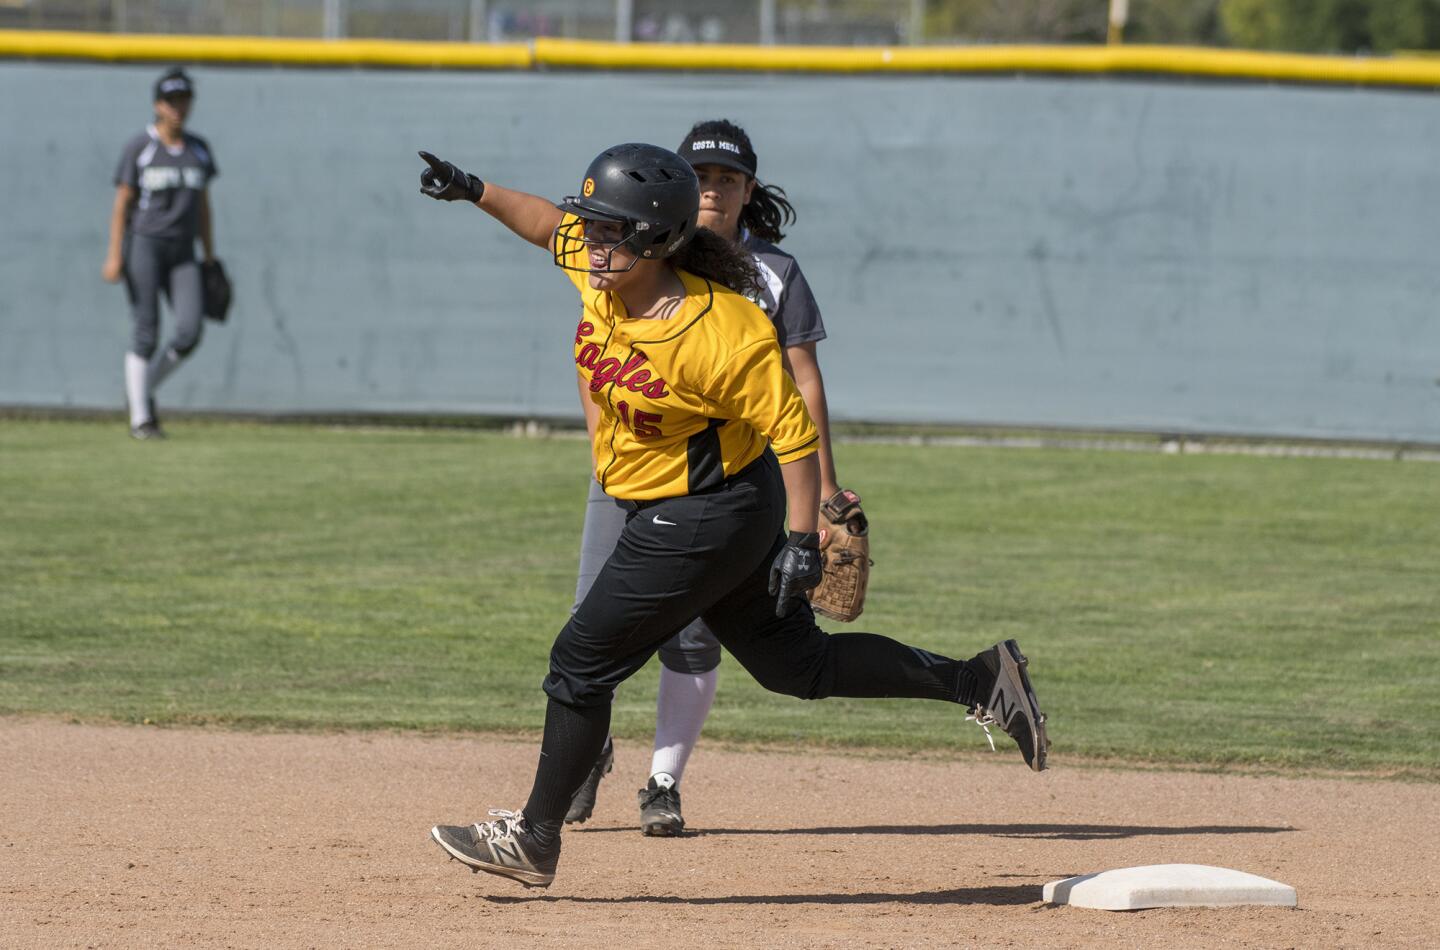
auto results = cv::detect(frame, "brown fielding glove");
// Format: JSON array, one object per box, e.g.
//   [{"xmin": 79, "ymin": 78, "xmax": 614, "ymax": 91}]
[{"xmin": 807, "ymin": 488, "xmax": 872, "ymax": 622}]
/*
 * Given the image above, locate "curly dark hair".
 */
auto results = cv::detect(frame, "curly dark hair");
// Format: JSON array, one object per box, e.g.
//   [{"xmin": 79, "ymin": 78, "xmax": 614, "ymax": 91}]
[
  {"xmin": 672, "ymin": 227, "xmax": 761, "ymax": 298},
  {"xmin": 685, "ymin": 118, "xmax": 797, "ymax": 245},
  {"xmin": 743, "ymin": 180, "xmax": 797, "ymax": 245}
]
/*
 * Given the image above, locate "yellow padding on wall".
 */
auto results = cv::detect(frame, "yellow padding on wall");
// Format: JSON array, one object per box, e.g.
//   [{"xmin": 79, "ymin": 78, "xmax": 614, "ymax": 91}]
[
  {"xmin": 533, "ymin": 37, "xmax": 1440, "ymax": 87},
  {"xmin": 3, "ymin": 29, "xmax": 1439, "ymax": 89},
  {"xmin": 0, "ymin": 29, "xmax": 530, "ymax": 68}
]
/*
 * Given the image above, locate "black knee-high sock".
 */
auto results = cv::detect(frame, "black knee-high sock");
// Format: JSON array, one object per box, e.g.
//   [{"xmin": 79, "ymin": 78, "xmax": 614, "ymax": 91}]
[
  {"xmin": 523, "ymin": 698, "xmax": 611, "ymax": 842},
  {"xmin": 824, "ymin": 633, "xmax": 991, "ymax": 707}
]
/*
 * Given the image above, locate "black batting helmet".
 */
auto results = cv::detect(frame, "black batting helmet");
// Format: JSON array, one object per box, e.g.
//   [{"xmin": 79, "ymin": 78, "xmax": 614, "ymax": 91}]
[{"xmin": 554, "ymin": 143, "xmax": 700, "ymax": 273}]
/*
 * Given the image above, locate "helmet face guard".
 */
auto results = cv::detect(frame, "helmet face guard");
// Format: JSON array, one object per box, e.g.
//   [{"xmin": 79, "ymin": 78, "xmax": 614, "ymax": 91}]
[
  {"xmin": 552, "ymin": 143, "xmax": 700, "ymax": 277},
  {"xmin": 551, "ymin": 214, "xmax": 649, "ymax": 276}
]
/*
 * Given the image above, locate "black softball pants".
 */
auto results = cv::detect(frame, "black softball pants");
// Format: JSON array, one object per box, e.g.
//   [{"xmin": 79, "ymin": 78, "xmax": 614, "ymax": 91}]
[{"xmin": 524, "ymin": 451, "xmax": 977, "ymax": 829}]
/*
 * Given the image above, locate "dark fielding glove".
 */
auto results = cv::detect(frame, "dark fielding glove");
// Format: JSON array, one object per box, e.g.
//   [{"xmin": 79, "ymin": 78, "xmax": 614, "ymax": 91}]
[
  {"xmin": 418, "ymin": 150, "xmax": 485, "ymax": 202},
  {"xmin": 809, "ymin": 488, "xmax": 872, "ymax": 623},
  {"xmin": 768, "ymin": 530, "xmax": 823, "ymax": 618},
  {"xmin": 200, "ymin": 259, "xmax": 232, "ymax": 323}
]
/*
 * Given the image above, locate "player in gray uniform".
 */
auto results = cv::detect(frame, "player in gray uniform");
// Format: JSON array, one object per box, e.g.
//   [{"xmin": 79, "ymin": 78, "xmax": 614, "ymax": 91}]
[
  {"xmin": 102, "ymin": 68, "xmax": 219, "ymax": 440},
  {"xmin": 564, "ymin": 119, "xmax": 861, "ymax": 836}
]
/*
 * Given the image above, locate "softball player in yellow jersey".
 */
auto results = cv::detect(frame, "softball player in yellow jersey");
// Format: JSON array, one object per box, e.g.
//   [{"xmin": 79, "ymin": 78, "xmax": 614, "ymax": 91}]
[
  {"xmin": 565, "ymin": 119, "xmax": 863, "ymax": 837},
  {"xmin": 416, "ymin": 143, "xmax": 1049, "ymax": 889}
]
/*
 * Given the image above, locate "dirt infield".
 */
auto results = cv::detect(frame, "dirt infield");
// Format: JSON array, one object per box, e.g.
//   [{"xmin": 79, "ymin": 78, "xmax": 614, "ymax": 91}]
[{"xmin": 3, "ymin": 719, "xmax": 1436, "ymax": 948}]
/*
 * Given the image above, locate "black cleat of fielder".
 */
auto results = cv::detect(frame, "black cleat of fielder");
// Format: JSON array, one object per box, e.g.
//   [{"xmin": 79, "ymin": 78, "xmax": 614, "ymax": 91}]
[
  {"xmin": 564, "ymin": 736, "xmax": 614, "ymax": 825},
  {"xmin": 637, "ymin": 775, "xmax": 685, "ymax": 836},
  {"xmin": 967, "ymin": 639, "xmax": 1050, "ymax": 772},
  {"xmin": 430, "ymin": 809, "xmax": 558, "ymax": 888},
  {"xmin": 130, "ymin": 420, "xmax": 166, "ymax": 441}
]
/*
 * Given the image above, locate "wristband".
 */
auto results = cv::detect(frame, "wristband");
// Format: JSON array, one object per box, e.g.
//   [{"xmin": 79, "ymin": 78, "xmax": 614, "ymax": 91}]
[{"xmin": 786, "ymin": 531, "xmax": 820, "ymax": 550}]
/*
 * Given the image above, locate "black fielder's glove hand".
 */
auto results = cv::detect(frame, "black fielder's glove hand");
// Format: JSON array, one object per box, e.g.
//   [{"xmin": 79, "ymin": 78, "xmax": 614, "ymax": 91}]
[
  {"xmin": 768, "ymin": 531, "xmax": 823, "ymax": 618},
  {"xmin": 418, "ymin": 150, "xmax": 485, "ymax": 202}
]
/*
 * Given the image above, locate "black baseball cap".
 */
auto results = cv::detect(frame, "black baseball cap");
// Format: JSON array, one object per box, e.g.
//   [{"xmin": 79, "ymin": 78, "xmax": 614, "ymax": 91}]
[
  {"xmin": 677, "ymin": 128, "xmax": 756, "ymax": 178},
  {"xmin": 153, "ymin": 68, "xmax": 194, "ymax": 101}
]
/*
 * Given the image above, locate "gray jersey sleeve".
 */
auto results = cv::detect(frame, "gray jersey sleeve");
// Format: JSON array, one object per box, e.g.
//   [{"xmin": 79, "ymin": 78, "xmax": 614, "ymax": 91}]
[
  {"xmin": 773, "ymin": 259, "xmax": 826, "ymax": 347},
  {"xmin": 113, "ymin": 132, "xmax": 148, "ymax": 188},
  {"xmin": 747, "ymin": 235, "xmax": 828, "ymax": 348},
  {"xmin": 189, "ymin": 133, "xmax": 219, "ymax": 181}
]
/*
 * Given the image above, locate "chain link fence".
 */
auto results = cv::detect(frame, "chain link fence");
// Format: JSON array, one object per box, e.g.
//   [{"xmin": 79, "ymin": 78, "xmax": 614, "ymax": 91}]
[{"xmin": 0, "ymin": 0, "xmax": 927, "ymax": 44}]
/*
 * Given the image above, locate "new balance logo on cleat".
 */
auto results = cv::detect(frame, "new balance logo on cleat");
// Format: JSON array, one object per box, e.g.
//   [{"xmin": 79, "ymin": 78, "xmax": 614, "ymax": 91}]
[
  {"xmin": 967, "ymin": 639, "xmax": 1050, "ymax": 772},
  {"xmin": 988, "ymin": 689, "xmax": 1019, "ymax": 727},
  {"xmin": 430, "ymin": 809, "xmax": 560, "ymax": 887},
  {"xmin": 489, "ymin": 840, "xmax": 525, "ymax": 868}
]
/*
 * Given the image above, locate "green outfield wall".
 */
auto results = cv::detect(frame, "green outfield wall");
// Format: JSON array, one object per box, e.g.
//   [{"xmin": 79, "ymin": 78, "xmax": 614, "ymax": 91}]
[{"xmin": 1, "ymin": 55, "xmax": 1437, "ymax": 440}]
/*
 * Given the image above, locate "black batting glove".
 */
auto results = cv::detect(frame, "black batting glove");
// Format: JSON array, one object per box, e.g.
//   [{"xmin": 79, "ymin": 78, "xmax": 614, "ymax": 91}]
[
  {"xmin": 768, "ymin": 531, "xmax": 823, "ymax": 618},
  {"xmin": 418, "ymin": 150, "xmax": 485, "ymax": 202}
]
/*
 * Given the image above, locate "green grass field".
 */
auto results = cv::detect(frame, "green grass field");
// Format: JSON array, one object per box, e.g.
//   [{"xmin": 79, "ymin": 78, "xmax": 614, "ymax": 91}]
[{"xmin": 2, "ymin": 418, "xmax": 1436, "ymax": 776}]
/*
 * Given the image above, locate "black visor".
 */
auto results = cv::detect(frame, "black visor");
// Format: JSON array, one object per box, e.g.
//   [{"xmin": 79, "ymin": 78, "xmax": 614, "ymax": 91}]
[
  {"xmin": 677, "ymin": 130, "xmax": 756, "ymax": 177},
  {"xmin": 154, "ymin": 71, "xmax": 194, "ymax": 101}
]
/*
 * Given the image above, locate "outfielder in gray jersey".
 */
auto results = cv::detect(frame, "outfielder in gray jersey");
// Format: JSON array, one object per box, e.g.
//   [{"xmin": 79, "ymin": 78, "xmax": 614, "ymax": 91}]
[
  {"xmin": 102, "ymin": 67, "xmax": 219, "ymax": 440},
  {"xmin": 564, "ymin": 119, "xmax": 863, "ymax": 837}
]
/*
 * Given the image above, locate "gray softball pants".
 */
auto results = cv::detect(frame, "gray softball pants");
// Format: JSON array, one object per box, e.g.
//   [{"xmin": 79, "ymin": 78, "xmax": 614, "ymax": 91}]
[
  {"xmin": 123, "ymin": 234, "xmax": 204, "ymax": 359},
  {"xmin": 575, "ymin": 476, "xmax": 724, "ymax": 674}
]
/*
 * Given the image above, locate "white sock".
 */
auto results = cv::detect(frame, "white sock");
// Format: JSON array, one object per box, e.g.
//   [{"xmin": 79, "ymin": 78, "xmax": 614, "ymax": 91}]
[
  {"xmin": 650, "ymin": 665, "xmax": 718, "ymax": 784},
  {"xmin": 125, "ymin": 352, "xmax": 151, "ymax": 427},
  {"xmin": 148, "ymin": 347, "xmax": 184, "ymax": 390}
]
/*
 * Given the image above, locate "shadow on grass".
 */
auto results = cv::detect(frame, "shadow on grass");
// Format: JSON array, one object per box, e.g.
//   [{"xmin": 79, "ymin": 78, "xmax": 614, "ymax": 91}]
[
  {"xmin": 485, "ymin": 884, "xmax": 1040, "ymax": 907},
  {"xmin": 572, "ymin": 822, "xmax": 1296, "ymax": 841}
]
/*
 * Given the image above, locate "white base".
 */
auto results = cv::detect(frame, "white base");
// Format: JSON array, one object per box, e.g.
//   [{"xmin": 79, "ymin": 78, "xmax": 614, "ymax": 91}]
[{"xmin": 1043, "ymin": 864, "xmax": 1297, "ymax": 910}]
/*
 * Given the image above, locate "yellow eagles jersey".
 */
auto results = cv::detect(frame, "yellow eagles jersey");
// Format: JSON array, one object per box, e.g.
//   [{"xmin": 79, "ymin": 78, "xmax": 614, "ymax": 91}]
[{"xmin": 559, "ymin": 217, "xmax": 819, "ymax": 500}]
